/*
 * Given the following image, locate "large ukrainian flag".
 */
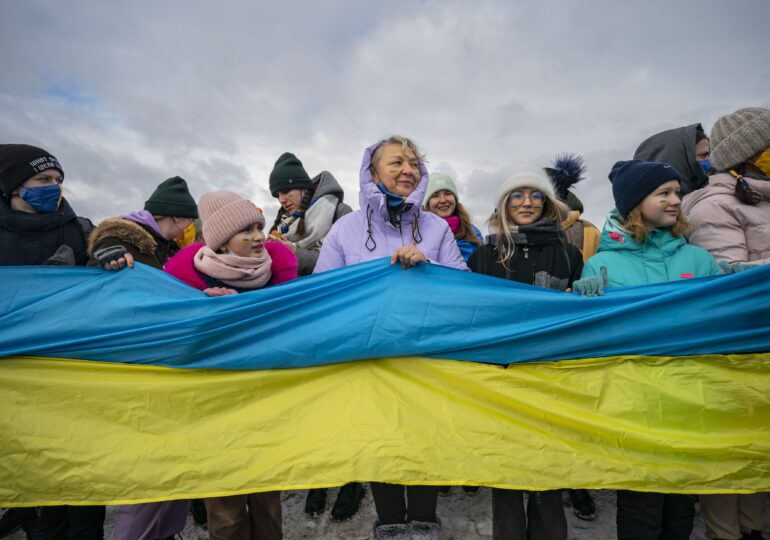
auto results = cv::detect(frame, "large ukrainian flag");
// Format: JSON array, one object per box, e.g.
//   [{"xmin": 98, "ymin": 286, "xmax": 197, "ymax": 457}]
[{"xmin": 1, "ymin": 259, "xmax": 769, "ymax": 506}]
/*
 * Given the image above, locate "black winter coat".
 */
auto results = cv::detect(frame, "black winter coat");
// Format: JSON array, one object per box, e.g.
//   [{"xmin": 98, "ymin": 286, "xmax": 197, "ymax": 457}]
[
  {"xmin": 468, "ymin": 236, "xmax": 583, "ymax": 290},
  {"xmin": 0, "ymin": 197, "xmax": 91, "ymax": 266}
]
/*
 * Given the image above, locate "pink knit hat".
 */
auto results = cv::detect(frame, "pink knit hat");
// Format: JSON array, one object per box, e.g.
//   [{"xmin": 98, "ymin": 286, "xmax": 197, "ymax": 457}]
[{"xmin": 198, "ymin": 191, "xmax": 265, "ymax": 251}]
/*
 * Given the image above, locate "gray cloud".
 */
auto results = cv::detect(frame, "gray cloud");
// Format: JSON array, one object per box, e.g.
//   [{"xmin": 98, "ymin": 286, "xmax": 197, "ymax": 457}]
[{"xmin": 2, "ymin": 0, "xmax": 768, "ymax": 234}]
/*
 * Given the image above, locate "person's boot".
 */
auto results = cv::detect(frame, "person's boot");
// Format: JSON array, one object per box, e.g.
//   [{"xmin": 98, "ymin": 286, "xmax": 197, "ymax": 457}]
[
  {"xmin": 410, "ymin": 519, "xmax": 441, "ymax": 539},
  {"xmin": 304, "ymin": 488, "xmax": 327, "ymax": 518},
  {"xmin": 373, "ymin": 521, "xmax": 412, "ymax": 540},
  {"xmin": 19, "ymin": 510, "xmax": 43, "ymax": 540},
  {"xmin": 190, "ymin": 499, "xmax": 207, "ymax": 526},
  {"xmin": 0, "ymin": 509, "xmax": 24, "ymax": 537},
  {"xmin": 330, "ymin": 483, "xmax": 364, "ymax": 522},
  {"xmin": 568, "ymin": 489, "xmax": 596, "ymax": 521}
]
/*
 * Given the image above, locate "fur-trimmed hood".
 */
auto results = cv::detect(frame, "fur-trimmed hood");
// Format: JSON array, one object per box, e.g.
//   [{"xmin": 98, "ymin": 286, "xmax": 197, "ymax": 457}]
[{"xmin": 88, "ymin": 217, "xmax": 158, "ymax": 256}]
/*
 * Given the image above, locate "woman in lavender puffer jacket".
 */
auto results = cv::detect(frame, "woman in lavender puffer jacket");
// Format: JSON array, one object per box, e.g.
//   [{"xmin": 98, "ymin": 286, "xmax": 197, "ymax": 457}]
[
  {"xmin": 314, "ymin": 136, "xmax": 467, "ymax": 273},
  {"xmin": 314, "ymin": 136, "xmax": 467, "ymax": 540}
]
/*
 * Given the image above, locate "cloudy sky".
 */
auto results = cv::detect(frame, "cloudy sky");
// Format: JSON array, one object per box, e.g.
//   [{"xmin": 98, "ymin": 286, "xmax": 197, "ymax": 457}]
[{"xmin": 2, "ymin": 0, "xmax": 769, "ymax": 230}]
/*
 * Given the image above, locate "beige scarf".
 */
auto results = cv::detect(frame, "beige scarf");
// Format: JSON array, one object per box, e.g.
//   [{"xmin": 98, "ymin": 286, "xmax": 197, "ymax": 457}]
[{"xmin": 193, "ymin": 246, "xmax": 272, "ymax": 289}]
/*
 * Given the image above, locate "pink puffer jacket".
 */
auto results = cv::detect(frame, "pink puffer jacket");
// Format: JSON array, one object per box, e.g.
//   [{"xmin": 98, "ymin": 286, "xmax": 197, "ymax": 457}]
[{"xmin": 682, "ymin": 172, "xmax": 770, "ymax": 265}]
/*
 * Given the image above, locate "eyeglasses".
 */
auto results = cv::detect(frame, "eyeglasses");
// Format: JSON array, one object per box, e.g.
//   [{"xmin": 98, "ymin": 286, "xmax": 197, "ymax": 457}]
[{"xmin": 509, "ymin": 191, "xmax": 545, "ymax": 207}]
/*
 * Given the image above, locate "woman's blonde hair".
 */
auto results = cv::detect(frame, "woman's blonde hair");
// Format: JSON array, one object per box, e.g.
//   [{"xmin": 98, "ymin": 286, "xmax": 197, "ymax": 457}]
[
  {"xmin": 370, "ymin": 136, "xmax": 425, "ymax": 171},
  {"xmin": 620, "ymin": 207, "xmax": 691, "ymax": 243},
  {"xmin": 488, "ymin": 188, "xmax": 566, "ymax": 265}
]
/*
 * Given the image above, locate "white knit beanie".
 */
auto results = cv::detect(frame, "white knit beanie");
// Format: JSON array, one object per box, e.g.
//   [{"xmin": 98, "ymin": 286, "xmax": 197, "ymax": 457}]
[
  {"xmin": 498, "ymin": 164, "xmax": 556, "ymax": 200},
  {"xmin": 198, "ymin": 191, "xmax": 265, "ymax": 251},
  {"xmin": 711, "ymin": 107, "xmax": 770, "ymax": 172}
]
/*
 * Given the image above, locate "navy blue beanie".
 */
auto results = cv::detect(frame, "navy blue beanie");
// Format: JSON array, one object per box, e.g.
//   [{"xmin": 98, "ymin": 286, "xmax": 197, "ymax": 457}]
[{"xmin": 609, "ymin": 160, "xmax": 683, "ymax": 218}]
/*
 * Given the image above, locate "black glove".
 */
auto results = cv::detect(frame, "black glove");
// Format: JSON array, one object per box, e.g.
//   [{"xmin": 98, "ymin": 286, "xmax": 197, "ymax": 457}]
[{"xmin": 93, "ymin": 245, "xmax": 129, "ymax": 268}]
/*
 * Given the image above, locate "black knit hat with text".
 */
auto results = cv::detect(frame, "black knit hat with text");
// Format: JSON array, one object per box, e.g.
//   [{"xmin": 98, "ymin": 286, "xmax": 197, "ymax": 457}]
[
  {"xmin": 144, "ymin": 176, "xmax": 198, "ymax": 218},
  {"xmin": 269, "ymin": 152, "xmax": 313, "ymax": 196},
  {"xmin": 0, "ymin": 144, "xmax": 64, "ymax": 197}
]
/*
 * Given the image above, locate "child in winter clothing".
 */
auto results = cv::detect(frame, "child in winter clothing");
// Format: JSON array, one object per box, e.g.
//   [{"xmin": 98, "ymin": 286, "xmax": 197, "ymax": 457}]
[
  {"xmin": 468, "ymin": 164, "xmax": 581, "ymax": 540},
  {"xmin": 422, "ymin": 172, "xmax": 484, "ymax": 261},
  {"xmin": 574, "ymin": 159, "xmax": 720, "ymax": 540},
  {"xmin": 576, "ymin": 160, "xmax": 720, "ymax": 293},
  {"xmin": 681, "ymin": 107, "xmax": 770, "ymax": 540},
  {"xmin": 88, "ymin": 176, "xmax": 199, "ymax": 274},
  {"xmin": 164, "ymin": 191, "xmax": 297, "ymax": 540},
  {"xmin": 268, "ymin": 152, "xmax": 352, "ymax": 276},
  {"xmin": 164, "ymin": 192, "xmax": 297, "ymax": 294}
]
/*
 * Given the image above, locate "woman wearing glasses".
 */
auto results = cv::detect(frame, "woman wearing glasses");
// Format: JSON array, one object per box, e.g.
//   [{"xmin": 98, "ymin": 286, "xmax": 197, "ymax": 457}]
[{"xmin": 468, "ymin": 164, "xmax": 582, "ymax": 540}]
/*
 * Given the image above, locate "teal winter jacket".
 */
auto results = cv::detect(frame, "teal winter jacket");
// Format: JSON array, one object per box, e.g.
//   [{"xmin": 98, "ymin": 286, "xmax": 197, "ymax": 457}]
[{"xmin": 582, "ymin": 209, "xmax": 720, "ymax": 287}]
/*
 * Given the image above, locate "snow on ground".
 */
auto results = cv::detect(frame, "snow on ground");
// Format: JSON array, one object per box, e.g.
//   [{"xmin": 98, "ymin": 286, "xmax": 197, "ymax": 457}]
[{"xmin": 5, "ymin": 489, "xmax": 770, "ymax": 539}]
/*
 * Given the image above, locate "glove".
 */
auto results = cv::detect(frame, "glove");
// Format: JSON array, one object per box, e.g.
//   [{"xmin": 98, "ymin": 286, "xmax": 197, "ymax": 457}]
[
  {"xmin": 719, "ymin": 261, "xmax": 759, "ymax": 274},
  {"xmin": 43, "ymin": 245, "xmax": 76, "ymax": 266},
  {"xmin": 732, "ymin": 263, "xmax": 759, "ymax": 273},
  {"xmin": 573, "ymin": 266, "xmax": 608, "ymax": 297},
  {"xmin": 93, "ymin": 245, "xmax": 129, "ymax": 268}
]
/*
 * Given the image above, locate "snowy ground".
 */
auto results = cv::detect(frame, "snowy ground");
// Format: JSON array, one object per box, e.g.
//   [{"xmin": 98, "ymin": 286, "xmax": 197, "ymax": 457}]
[{"xmin": 5, "ymin": 489, "xmax": 769, "ymax": 539}]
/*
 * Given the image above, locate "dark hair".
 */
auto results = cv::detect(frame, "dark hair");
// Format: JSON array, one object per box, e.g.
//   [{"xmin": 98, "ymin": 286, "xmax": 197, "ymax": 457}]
[
  {"xmin": 270, "ymin": 187, "xmax": 315, "ymax": 238},
  {"xmin": 695, "ymin": 125, "xmax": 709, "ymax": 143}
]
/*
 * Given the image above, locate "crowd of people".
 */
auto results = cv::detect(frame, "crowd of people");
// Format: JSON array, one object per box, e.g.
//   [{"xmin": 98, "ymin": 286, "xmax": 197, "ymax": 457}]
[{"xmin": 1, "ymin": 105, "xmax": 769, "ymax": 540}]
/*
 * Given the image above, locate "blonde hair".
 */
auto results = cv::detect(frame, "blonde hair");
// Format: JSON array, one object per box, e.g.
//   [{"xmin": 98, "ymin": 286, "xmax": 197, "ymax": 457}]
[
  {"xmin": 488, "ymin": 188, "xmax": 566, "ymax": 265},
  {"xmin": 620, "ymin": 207, "xmax": 691, "ymax": 243},
  {"xmin": 370, "ymin": 136, "xmax": 425, "ymax": 170}
]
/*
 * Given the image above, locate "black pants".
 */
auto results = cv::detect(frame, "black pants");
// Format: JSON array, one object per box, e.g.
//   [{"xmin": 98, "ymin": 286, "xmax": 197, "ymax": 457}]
[
  {"xmin": 370, "ymin": 483, "xmax": 437, "ymax": 525},
  {"xmin": 492, "ymin": 489, "xmax": 567, "ymax": 540},
  {"xmin": 616, "ymin": 490, "xmax": 695, "ymax": 540},
  {"xmin": 41, "ymin": 505, "xmax": 105, "ymax": 540}
]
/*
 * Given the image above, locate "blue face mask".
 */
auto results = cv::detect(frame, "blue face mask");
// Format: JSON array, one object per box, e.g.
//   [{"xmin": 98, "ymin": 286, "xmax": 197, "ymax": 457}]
[
  {"xmin": 698, "ymin": 159, "xmax": 713, "ymax": 175},
  {"xmin": 19, "ymin": 183, "xmax": 62, "ymax": 213},
  {"xmin": 376, "ymin": 183, "xmax": 407, "ymax": 208}
]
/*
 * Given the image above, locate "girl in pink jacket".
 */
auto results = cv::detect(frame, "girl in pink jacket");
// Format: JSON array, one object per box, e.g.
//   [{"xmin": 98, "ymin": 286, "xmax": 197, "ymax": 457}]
[{"xmin": 163, "ymin": 191, "xmax": 296, "ymax": 540}]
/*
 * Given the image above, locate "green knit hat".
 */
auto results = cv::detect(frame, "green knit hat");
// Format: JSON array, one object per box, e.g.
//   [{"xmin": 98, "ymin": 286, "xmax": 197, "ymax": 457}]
[
  {"xmin": 423, "ymin": 172, "xmax": 459, "ymax": 206},
  {"xmin": 269, "ymin": 152, "xmax": 313, "ymax": 196},
  {"xmin": 144, "ymin": 176, "xmax": 198, "ymax": 218}
]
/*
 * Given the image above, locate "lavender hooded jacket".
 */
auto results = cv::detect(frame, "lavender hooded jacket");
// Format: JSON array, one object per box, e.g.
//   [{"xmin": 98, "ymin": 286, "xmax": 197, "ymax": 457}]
[{"xmin": 314, "ymin": 141, "xmax": 468, "ymax": 272}]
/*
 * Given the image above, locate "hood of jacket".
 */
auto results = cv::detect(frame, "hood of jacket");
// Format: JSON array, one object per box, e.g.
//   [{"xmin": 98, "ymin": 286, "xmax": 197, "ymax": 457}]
[
  {"xmin": 633, "ymin": 123, "xmax": 708, "ymax": 195},
  {"xmin": 88, "ymin": 217, "xmax": 159, "ymax": 256},
  {"xmin": 682, "ymin": 171, "xmax": 770, "ymax": 215},
  {"xmin": 311, "ymin": 170, "xmax": 346, "ymax": 205},
  {"xmin": 597, "ymin": 208, "xmax": 687, "ymax": 256},
  {"xmin": 359, "ymin": 140, "xmax": 429, "ymax": 226}
]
